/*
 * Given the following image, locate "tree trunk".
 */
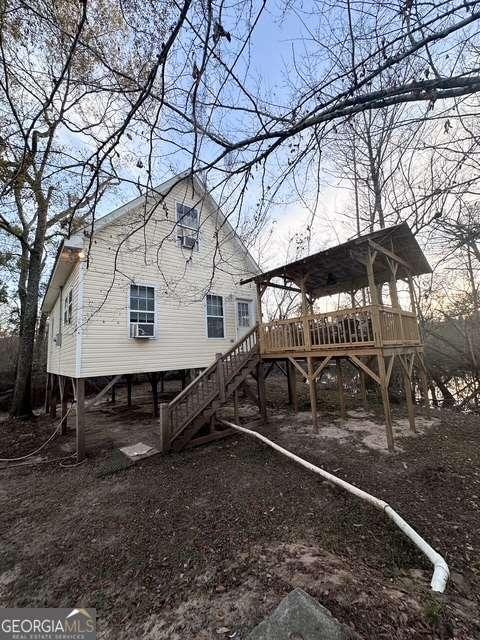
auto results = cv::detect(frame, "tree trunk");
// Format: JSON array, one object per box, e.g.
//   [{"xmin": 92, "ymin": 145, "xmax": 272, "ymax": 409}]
[
  {"xmin": 431, "ymin": 373, "xmax": 455, "ymax": 407},
  {"xmin": 10, "ymin": 200, "xmax": 48, "ymax": 418}
]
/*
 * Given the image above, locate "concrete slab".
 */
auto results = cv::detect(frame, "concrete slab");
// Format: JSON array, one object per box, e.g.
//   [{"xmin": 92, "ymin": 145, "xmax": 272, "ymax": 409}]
[
  {"xmin": 247, "ymin": 588, "xmax": 361, "ymax": 640},
  {"xmin": 119, "ymin": 442, "xmax": 159, "ymax": 461}
]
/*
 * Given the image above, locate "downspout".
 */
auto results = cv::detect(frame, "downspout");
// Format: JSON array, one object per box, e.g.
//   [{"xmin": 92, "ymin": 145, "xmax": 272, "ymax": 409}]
[{"xmin": 220, "ymin": 420, "xmax": 449, "ymax": 593}]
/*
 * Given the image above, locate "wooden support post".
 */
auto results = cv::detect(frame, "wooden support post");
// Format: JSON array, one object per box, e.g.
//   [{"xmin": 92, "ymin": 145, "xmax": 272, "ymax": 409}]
[
  {"xmin": 160, "ymin": 371, "xmax": 165, "ymax": 393},
  {"xmin": 366, "ymin": 249, "xmax": 382, "ymax": 347},
  {"xmin": 256, "ymin": 360, "xmax": 267, "ymax": 423},
  {"xmin": 287, "ymin": 359, "xmax": 298, "ymax": 413},
  {"xmin": 401, "ymin": 361, "xmax": 416, "ymax": 433},
  {"xmin": 307, "ymin": 357, "xmax": 318, "ymax": 433},
  {"xmin": 158, "ymin": 402, "xmax": 170, "ymax": 452},
  {"xmin": 44, "ymin": 373, "xmax": 51, "ymax": 414},
  {"xmin": 59, "ymin": 376, "xmax": 68, "ymax": 434},
  {"xmin": 233, "ymin": 389, "xmax": 240, "ymax": 424},
  {"xmin": 76, "ymin": 378, "xmax": 85, "ymax": 462},
  {"xmin": 300, "ymin": 280, "xmax": 311, "ymax": 351},
  {"xmin": 50, "ymin": 374, "xmax": 57, "ymax": 419},
  {"xmin": 359, "ymin": 369, "xmax": 368, "ymax": 408},
  {"xmin": 209, "ymin": 413, "xmax": 217, "ymax": 432},
  {"xmin": 150, "ymin": 372, "xmax": 159, "ymax": 418},
  {"xmin": 126, "ymin": 375, "xmax": 132, "ymax": 407},
  {"xmin": 377, "ymin": 355, "xmax": 394, "ymax": 452},
  {"xmin": 336, "ymin": 358, "xmax": 346, "ymax": 421},
  {"xmin": 111, "ymin": 383, "xmax": 116, "ymax": 404},
  {"xmin": 181, "ymin": 369, "xmax": 187, "ymax": 390},
  {"xmin": 216, "ymin": 353, "xmax": 226, "ymax": 402}
]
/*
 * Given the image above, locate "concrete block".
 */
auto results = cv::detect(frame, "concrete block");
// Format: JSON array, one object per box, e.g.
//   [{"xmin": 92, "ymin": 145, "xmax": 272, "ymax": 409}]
[{"xmin": 247, "ymin": 588, "xmax": 361, "ymax": 640}]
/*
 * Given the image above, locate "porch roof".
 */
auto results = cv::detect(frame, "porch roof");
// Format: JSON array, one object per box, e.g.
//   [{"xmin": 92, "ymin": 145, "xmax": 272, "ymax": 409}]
[{"xmin": 241, "ymin": 222, "xmax": 431, "ymax": 298}]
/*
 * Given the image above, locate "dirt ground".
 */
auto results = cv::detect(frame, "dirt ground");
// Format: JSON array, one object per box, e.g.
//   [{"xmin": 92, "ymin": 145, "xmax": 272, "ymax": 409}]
[{"xmin": 1, "ymin": 375, "xmax": 479, "ymax": 639}]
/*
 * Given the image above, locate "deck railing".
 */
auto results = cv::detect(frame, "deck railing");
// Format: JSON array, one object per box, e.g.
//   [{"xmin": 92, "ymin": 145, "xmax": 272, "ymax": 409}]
[{"xmin": 260, "ymin": 304, "xmax": 421, "ymax": 354}]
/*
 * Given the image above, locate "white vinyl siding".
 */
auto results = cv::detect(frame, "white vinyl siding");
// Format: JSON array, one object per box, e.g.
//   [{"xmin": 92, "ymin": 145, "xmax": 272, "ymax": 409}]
[
  {"xmin": 46, "ymin": 263, "xmax": 80, "ymax": 376},
  {"xmin": 47, "ymin": 178, "xmax": 257, "ymax": 377}
]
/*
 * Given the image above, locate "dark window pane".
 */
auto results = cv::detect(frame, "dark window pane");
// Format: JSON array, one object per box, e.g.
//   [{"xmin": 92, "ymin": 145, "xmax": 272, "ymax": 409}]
[
  {"xmin": 207, "ymin": 317, "xmax": 224, "ymax": 338},
  {"xmin": 146, "ymin": 299, "xmax": 154, "ymax": 311},
  {"xmin": 145, "ymin": 313, "xmax": 155, "ymax": 323},
  {"xmin": 139, "ymin": 298, "xmax": 146, "ymax": 310},
  {"xmin": 147, "ymin": 287, "xmax": 154, "ymax": 298},
  {"xmin": 130, "ymin": 312, "xmax": 138, "ymax": 322}
]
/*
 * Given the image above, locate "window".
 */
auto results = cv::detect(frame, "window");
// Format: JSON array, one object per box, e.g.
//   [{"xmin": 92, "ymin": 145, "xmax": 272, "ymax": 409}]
[
  {"xmin": 63, "ymin": 289, "xmax": 73, "ymax": 325},
  {"xmin": 206, "ymin": 294, "xmax": 224, "ymax": 338},
  {"xmin": 176, "ymin": 202, "xmax": 199, "ymax": 250},
  {"xmin": 129, "ymin": 285, "xmax": 155, "ymax": 338},
  {"xmin": 237, "ymin": 301, "xmax": 250, "ymax": 328}
]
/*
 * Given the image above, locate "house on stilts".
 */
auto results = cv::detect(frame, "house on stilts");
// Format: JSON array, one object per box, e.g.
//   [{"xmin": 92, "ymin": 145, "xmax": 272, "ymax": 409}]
[{"xmin": 42, "ymin": 173, "xmax": 432, "ymax": 459}]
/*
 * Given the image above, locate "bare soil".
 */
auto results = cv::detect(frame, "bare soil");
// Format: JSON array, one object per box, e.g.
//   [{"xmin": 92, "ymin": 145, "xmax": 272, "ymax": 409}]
[{"xmin": 0, "ymin": 378, "xmax": 479, "ymax": 639}]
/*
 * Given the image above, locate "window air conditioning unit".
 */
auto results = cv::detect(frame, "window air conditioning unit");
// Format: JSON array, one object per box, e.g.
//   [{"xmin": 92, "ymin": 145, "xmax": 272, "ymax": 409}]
[
  {"xmin": 130, "ymin": 323, "xmax": 154, "ymax": 339},
  {"xmin": 182, "ymin": 235, "xmax": 196, "ymax": 250}
]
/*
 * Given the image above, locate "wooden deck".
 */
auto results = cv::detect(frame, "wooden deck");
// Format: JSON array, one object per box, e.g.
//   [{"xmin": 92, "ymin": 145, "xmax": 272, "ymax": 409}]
[{"xmin": 259, "ymin": 304, "xmax": 422, "ymax": 357}]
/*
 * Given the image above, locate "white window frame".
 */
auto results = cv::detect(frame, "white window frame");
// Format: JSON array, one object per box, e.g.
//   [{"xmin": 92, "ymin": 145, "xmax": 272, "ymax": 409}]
[
  {"xmin": 128, "ymin": 283, "xmax": 157, "ymax": 339},
  {"xmin": 235, "ymin": 297, "xmax": 253, "ymax": 337},
  {"xmin": 205, "ymin": 293, "xmax": 225, "ymax": 339},
  {"xmin": 63, "ymin": 288, "xmax": 73, "ymax": 325},
  {"xmin": 176, "ymin": 201, "xmax": 200, "ymax": 251}
]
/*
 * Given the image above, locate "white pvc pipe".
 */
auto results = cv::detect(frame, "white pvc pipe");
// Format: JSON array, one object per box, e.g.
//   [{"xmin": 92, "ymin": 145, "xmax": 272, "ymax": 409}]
[{"xmin": 221, "ymin": 420, "xmax": 449, "ymax": 593}]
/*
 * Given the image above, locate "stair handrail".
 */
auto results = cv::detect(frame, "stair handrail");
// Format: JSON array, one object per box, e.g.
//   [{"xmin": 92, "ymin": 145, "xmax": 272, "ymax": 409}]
[{"xmin": 168, "ymin": 325, "xmax": 258, "ymax": 415}]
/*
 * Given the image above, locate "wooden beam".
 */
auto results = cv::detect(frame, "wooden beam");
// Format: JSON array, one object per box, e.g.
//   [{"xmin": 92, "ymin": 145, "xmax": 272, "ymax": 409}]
[
  {"xmin": 256, "ymin": 361, "xmax": 267, "ymax": 423},
  {"xmin": 368, "ymin": 239, "xmax": 413, "ymax": 272},
  {"xmin": 336, "ymin": 359, "xmax": 346, "ymax": 421},
  {"xmin": 386, "ymin": 354, "xmax": 395, "ymax": 387},
  {"xmin": 59, "ymin": 376, "xmax": 68, "ymax": 435},
  {"xmin": 307, "ymin": 357, "xmax": 318, "ymax": 433},
  {"xmin": 359, "ymin": 369, "xmax": 368, "ymax": 408},
  {"xmin": 260, "ymin": 280, "xmax": 302, "ymax": 294},
  {"xmin": 87, "ymin": 374, "xmax": 122, "ymax": 408},
  {"xmin": 233, "ymin": 389, "xmax": 240, "ymax": 424},
  {"xmin": 377, "ymin": 355, "xmax": 395, "ymax": 452},
  {"xmin": 126, "ymin": 374, "xmax": 132, "ymax": 407},
  {"xmin": 44, "ymin": 373, "xmax": 51, "ymax": 414},
  {"xmin": 76, "ymin": 378, "xmax": 85, "ymax": 462},
  {"xmin": 50, "ymin": 374, "xmax": 57, "ymax": 419},
  {"xmin": 287, "ymin": 356, "xmax": 308, "ymax": 380},
  {"xmin": 312, "ymin": 355, "xmax": 332, "ymax": 382},
  {"xmin": 150, "ymin": 372, "xmax": 159, "ymax": 418},
  {"xmin": 287, "ymin": 359, "xmax": 298, "ymax": 413},
  {"xmin": 216, "ymin": 353, "xmax": 226, "ymax": 402},
  {"xmin": 348, "ymin": 355, "xmax": 380, "ymax": 385}
]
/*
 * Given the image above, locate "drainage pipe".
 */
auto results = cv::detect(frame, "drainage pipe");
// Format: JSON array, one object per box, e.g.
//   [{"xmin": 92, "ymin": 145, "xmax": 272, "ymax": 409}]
[{"xmin": 220, "ymin": 420, "xmax": 449, "ymax": 593}]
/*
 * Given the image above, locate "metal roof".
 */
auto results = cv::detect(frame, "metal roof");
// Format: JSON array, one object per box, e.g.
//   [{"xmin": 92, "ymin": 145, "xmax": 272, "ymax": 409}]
[{"xmin": 241, "ymin": 222, "xmax": 431, "ymax": 298}]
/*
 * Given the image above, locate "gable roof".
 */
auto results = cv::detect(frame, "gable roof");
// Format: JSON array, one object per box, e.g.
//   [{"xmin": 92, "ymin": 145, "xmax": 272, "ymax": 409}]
[{"xmin": 41, "ymin": 171, "xmax": 260, "ymax": 313}]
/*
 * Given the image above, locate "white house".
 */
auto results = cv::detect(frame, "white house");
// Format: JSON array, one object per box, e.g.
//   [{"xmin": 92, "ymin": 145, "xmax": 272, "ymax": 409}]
[{"xmin": 41, "ymin": 172, "xmax": 259, "ymax": 398}]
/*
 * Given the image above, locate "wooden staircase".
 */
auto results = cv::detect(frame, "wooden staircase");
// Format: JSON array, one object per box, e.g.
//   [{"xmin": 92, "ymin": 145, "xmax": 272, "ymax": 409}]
[{"xmin": 167, "ymin": 326, "xmax": 260, "ymax": 451}]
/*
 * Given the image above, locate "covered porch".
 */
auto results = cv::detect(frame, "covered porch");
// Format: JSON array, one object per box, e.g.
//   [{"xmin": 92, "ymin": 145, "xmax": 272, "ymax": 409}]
[{"xmin": 241, "ymin": 222, "xmax": 432, "ymax": 451}]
